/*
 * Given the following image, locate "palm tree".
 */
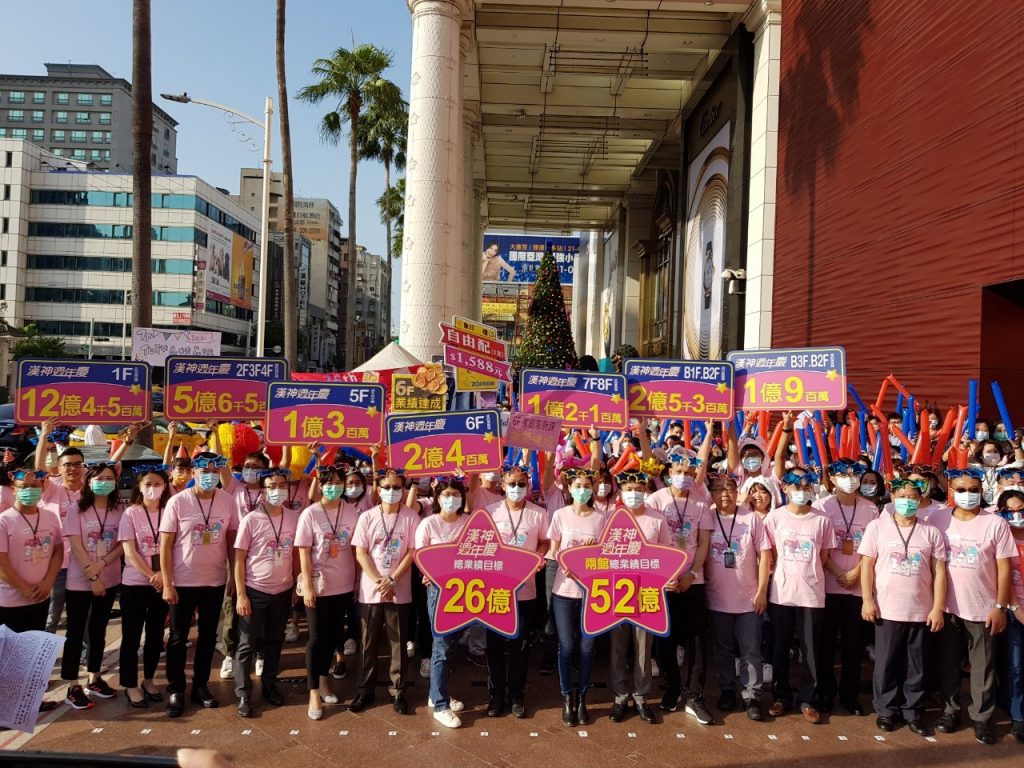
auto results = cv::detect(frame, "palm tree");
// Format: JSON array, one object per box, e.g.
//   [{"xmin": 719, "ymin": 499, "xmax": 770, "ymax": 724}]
[
  {"xmin": 297, "ymin": 44, "xmax": 400, "ymax": 369},
  {"xmin": 376, "ymin": 177, "xmax": 405, "ymax": 260},
  {"xmin": 358, "ymin": 96, "xmax": 407, "ymax": 269},
  {"xmin": 276, "ymin": 0, "xmax": 298, "ymax": 370}
]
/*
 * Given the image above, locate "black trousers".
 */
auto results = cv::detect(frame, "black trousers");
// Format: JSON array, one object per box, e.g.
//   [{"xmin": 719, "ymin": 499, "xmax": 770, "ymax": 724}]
[
  {"xmin": 166, "ymin": 584, "xmax": 225, "ymax": 695},
  {"xmin": 770, "ymin": 603, "xmax": 824, "ymax": 708},
  {"xmin": 235, "ymin": 586, "xmax": 293, "ymax": 696},
  {"xmin": 410, "ymin": 564, "xmax": 433, "ymax": 659},
  {"xmin": 306, "ymin": 591, "xmax": 354, "ymax": 690},
  {"xmin": 486, "ymin": 598, "xmax": 534, "ymax": 702},
  {"xmin": 0, "ymin": 599, "xmax": 50, "ymax": 633},
  {"xmin": 62, "ymin": 588, "xmax": 117, "ymax": 681},
  {"xmin": 656, "ymin": 585, "xmax": 710, "ymax": 699},
  {"xmin": 872, "ymin": 619, "xmax": 927, "ymax": 720},
  {"xmin": 819, "ymin": 592, "xmax": 865, "ymax": 705},
  {"xmin": 118, "ymin": 584, "xmax": 169, "ymax": 688}
]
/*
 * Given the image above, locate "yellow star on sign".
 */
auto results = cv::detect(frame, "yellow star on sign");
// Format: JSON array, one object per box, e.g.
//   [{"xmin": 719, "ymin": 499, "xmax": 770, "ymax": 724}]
[
  {"xmin": 366, "ymin": 405, "xmax": 379, "ymax": 417},
  {"xmin": 716, "ymin": 382, "xmax": 728, "ymax": 393},
  {"xmin": 129, "ymin": 384, "xmax": 141, "ymax": 395},
  {"xmin": 610, "ymin": 394, "xmax": 622, "ymax": 404},
  {"xmin": 826, "ymin": 369, "xmax": 838, "ymax": 381},
  {"xmin": 483, "ymin": 431, "xmax": 496, "ymax": 443}
]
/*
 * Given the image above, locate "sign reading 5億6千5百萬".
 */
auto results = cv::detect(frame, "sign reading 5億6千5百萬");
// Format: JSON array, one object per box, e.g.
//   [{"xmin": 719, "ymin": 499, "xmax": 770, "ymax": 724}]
[
  {"xmin": 623, "ymin": 358, "xmax": 735, "ymax": 421},
  {"xmin": 265, "ymin": 382, "xmax": 385, "ymax": 447},
  {"xmin": 164, "ymin": 356, "xmax": 289, "ymax": 421},
  {"xmin": 519, "ymin": 369, "xmax": 628, "ymax": 429},
  {"xmin": 16, "ymin": 359, "xmax": 151, "ymax": 425},
  {"xmin": 726, "ymin": 347, "xmax": 847, "ymax": 411},
  {"xmin": 386, "ymin": 409, "xmax": 503, "ymax": 478}
]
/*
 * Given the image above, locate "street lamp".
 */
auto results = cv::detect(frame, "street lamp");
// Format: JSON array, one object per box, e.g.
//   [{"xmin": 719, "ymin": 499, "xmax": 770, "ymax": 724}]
[{"xmin": 160, "ymin": 91, "xmax": 273, "ymax": 357}]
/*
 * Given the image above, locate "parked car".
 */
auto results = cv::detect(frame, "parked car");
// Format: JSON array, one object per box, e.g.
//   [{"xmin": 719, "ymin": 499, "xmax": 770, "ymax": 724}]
[{"xmin": 68, "ymin": 416, "xmax": 206, "ymax": 456}]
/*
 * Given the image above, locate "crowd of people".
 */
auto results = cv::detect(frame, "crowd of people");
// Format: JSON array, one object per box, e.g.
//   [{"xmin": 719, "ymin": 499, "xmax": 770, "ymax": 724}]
[{"xmin": 0, "ymin": 409, "xmax": 1022, "ymax": 747}]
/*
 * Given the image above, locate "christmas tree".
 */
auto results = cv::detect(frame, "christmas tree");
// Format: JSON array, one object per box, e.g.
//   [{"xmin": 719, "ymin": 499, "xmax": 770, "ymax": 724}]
[{"xmin": 512, "ymin": 245, "xmax": 578, "ymax": 385}]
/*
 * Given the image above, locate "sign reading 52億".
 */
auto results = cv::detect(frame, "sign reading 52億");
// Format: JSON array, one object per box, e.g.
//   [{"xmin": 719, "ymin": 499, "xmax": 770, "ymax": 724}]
[
  {"xmin": 265, "ymin": 382, "xmax": 385, "ymax": 446},
  {"xmin": 15, "ymin": 359, "xmax": 151, "ymax": 425},
  {"xmin": 726, "ymin": 347, "xmax": 847, "ymax": 412}
]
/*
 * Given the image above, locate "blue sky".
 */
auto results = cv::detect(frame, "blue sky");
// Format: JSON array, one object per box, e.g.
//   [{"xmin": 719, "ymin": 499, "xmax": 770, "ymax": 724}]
[{"xmin": 2, "ymin": 0, "xmax": 412, "ymax": 330}]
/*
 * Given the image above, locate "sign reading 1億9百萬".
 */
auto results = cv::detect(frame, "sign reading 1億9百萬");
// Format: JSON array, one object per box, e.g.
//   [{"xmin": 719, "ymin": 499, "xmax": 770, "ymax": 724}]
[
  {"xmin": 726, "ymin": 347, "xmax": 847, "ymax": 412},
  {"xmin": 481, "ymin": 234, "xmax": 579, "ymax": 285}
]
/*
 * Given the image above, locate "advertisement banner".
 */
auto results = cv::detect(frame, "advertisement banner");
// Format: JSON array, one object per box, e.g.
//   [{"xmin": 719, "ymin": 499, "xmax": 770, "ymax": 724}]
[
  {"xmin": 164, "ymin": 356, "xmax": 289, "ymax": 421},
  {"xmin": 15, "ymin": 359, "xmax": 151, "ymax": 425},
  {"xmin": 386, "ymin": 410, "xmax": 502, "ymax": 478},
  {"xmin": 519, "ymin": 369, "xmax": 628, "ymax": 430},
  {"xmin": 624, "ymin": 358, "xmax": 735, "ymax": 421},
  {"xmin": 503, "ymin": 412, "xmax": 563, "ymax": 453},
  {"xmin": 726, "ymin": 347, "xmax": 848, "ymax": 411},
  {"xmin": 481, "ymin": 234, "xmax": 578, "ymax": 285},
  {"xmin": 230, "ymin": 232, "xmax": 254, "ymax": 310},
  {"xmin": 131, "ymin": 328, "xmax": 221, "ymax": 368},
  {"xmin": 414, "ymin": 509, "xmax": 544, "ymax": 638},
  {"xmin": 205, "ymin": 224, "xmax": 233, "ymax": 305},
  {"xmin": 265, "ymin": 382, "xmax": 384, "ymax": 447}
]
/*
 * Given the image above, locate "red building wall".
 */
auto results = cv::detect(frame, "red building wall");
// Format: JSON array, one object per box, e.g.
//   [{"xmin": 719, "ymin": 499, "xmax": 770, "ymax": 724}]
[{"xmin": 772, "ymin": 0, "xmax": 1024, "ymax": 416}]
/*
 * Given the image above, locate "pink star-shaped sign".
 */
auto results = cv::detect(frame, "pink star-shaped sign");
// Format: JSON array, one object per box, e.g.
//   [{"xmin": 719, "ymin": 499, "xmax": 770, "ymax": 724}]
[
  {"xmin": 557, "ymin": 507, "xmax": 689, "ymax": 638},
  {"xmin": 415, "ymin": 509, "xmax": 543, "ymax": 639}
]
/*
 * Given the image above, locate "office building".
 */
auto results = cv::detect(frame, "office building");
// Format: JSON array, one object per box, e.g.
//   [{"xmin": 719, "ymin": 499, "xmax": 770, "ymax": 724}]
[{"xmin": 353, "ymin": 245, "xmax": 392, "ymax": 365}]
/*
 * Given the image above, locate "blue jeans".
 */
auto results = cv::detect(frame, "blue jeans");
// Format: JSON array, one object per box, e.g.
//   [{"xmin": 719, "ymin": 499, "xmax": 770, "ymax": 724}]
[
  {"xmin": 426, "ymin": 584, "xmax": 458, "ymax": 712},
  {"xmin": 552, "ymin": 595, "xmax": 596, "ymax": 696},
  {"xmin": 997, "ymin": 611, "xmax": 1024, "ymax": 722}
]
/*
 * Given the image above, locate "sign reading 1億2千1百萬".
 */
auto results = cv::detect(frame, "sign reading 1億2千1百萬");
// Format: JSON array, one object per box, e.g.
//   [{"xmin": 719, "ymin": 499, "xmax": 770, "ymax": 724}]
[
  {"xmin": 623, "ymin": 358, "xmax": 735, "ymax": 421},
  {"xmin": 386, "ymin": 409, "xmax": 503, "ymax": 478},
  {"xmin": 726, "ymin": 347, "xmax": 847, "ymax": 411},
  {"xmin": 519, "ymin": 369, "xmax": 628, "ymax": 429},
  {"xmin": 164, "ymin": 356, "xmax": 290, "ymax": 421},
  {"xmin": 15, "ymin": 359, "xmax": 152, "ymax": 425},
  {"xmin": 264, "ymin": 382, "xmax": 385, "ymax": 447}
]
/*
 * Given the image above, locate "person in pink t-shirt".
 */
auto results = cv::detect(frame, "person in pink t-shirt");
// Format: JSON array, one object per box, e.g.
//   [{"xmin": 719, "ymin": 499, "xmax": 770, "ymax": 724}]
[
  {"xmin": 764, "ymin": 469, "xmax": 834, "ymax": 725},
  {"xmin": 704, "ymin": 474, "xmax": 771, "ymax": 721},
  {"xmin": 118, "ymin": 467, "xmax": 174, "ymax": 708},
  {"xmin": 929, "ymin": 468, "xmax": 1016, "ymax": 744},
  {"xmin": 232, "ymin": 469, "xmax": 299, "ymax": 718},
  {"xmin": 349, "ymin": 469, "xmax": 420, "ymax": 715},
  {"xmin": 993, "ymin": 489, "xmax": 1024, "ymax": 741},
  {"xmin": 859, "ymin": 478, "xmax": 946, "ymax": 734}
]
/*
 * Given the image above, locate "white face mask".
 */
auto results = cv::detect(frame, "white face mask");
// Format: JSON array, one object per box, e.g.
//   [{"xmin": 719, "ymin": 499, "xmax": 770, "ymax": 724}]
[
  {"xmin": 982, "ymin": 453, "xmax": 1000, "ymax": 467},
  {"xmin": 505, "ymin": 485, "xmax": 527, "ymax": 502},
  {"xmin": 976, "ymin": 431, "xmax": 990, "ymax": 442},
  {"xmin": 142, "ymin": 486, "xmax": 165, "ymax": 501},
  {"xmin": 953, "ymin": 490, "xmax": 982, "ymax": 510},
  {"xmin": 265, "ymin": 488, "xmax": 286, "ymax": 506},
  {"xmin": 344, "ymin": 485, "xmax": 362, "ymax": 498},
  {"xmin": 835, "ymin": 476, "xmax": 860, "ymax": 494},
  {"xmin": 859, "ymin": 483, "xmax": 878, "ymax": 496},
  {"xmin": 742, "ymin": 457, "xmax": 762, "ymax": 472},
  {"xmin": 622, "ymin": 490, "xmax": 645, "ymax": 509},
  {"xmin": 439, "ymin": 496, "xmax": 461, "ymax": 514},
  {"xmin": 1000, "ymin": 484, "xmax": 1024, "ymax": 494},
  {"xmin": 671, "ymin": 475, "xmax": 692, "ymax": 490},
  {"xmin": 789, "ymin": 489, "xmax": 813, "ymax": 506},
  {"xmin": 241, "ymin": 468, "xmax": 260, "ymax": 484},
  {"xmin": 480, "ymin": 472, "xmax": 497, "ymax": 483},
  {"xmin": 379, "ymin": 488, "xmax": 403, "ymax": 505},
  {"xmin": 597, "ymin": 483, "xmax": 611, "ymax": 497}
]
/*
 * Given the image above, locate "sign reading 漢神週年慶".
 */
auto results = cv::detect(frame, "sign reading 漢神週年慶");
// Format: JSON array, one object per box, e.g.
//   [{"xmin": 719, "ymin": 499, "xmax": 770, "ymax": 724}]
[
  {"xmin": 386, "ymin": 409, "xmax": 502, "ymax": 478},
  {"xmin": 265, "ymin": 382, "xmax": 384, "ymax": 447},
  {"xmin": 624, "ymin": 358, "xmax": 735, "ymax": 421},
  {"xmin": 164, "ymin": 356, "xmax": 289, "ymax": 421},
  {"xmin": 15, "ymin": 359, "xmax": 151, "ymax": 425},
  {"xmin": 726, "ymin": 347, "xmax": 847, "ymax": 412},
  {"xmin": 518, "ymin": 369, "xmax": 628, "ymax": 430}
]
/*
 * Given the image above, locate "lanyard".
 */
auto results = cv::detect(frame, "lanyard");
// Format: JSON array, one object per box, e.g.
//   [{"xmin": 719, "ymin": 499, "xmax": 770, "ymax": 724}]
[
  {"xmin": 243, "ymin": 485, "xmax": 261, "ymax": 512},
  {"xmin": 837, "ymin": 498, "xmax": 856, "ymax": 539},
  {"xmin": 670, "ymin": 495, "xmax": 691, "ymax": 530},
  {"xmin": 891, "ymin": 515, "xmax": 916, "ymax": 560},
  {"xmin": 142, "ymin": 504, "xmax": 160, "ymax": 543},
  {"xmin": 91, "ymin": 504, "xmax": 110, "ymax": 540},
  {"xmin": 378, "ymin": 506, "xmax": 401, "ymax": 551},
  {"xmin": 287, "ymin": 481, "xmax": 302, "ymax": 508},
  {"xmin": 503, "ymin": 502, "xmax": 525, "ymax": 544},
  {"xmin": 262, "ymin": 505, "xmax": 284, "ymax": 548},
  {"xmin": 18, "ymin": 510, "xmax": 40, "ymax": 538},
  {"xmin": 194, "ymin": 490, "xmax": 215, "ymax": 529},
  {"xmin": 715, "ymin": 509, "xmax": 739, "ymax": 549},
  {"xmin": 319, "ymin": 503, "xmax": 342, "ymax": 542}
]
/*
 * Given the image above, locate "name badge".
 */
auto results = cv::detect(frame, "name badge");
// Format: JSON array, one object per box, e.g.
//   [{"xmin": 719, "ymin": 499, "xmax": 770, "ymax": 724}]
[
  {"xmin": 202, "ymin": 529, "xmax": 212, "ymax": 545},
  {"xmin": 842, "ymin": 538, "xmax": 854, "ymax": 556},
  {"xmin": 723, "ymin": 550, "xmax": 737, "ymax": 569},
  {"xmin": 328, "ymin": 540, "xmax": 340, "ymax": 559}
]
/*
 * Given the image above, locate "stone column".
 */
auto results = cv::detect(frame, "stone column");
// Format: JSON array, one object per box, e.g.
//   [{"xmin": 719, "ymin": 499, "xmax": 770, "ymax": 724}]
[
  {"xmin": 461, "ymin": 105, "xmax": 481, "ymax": 321},
  {"xmin": 743, "ymin": 1, "xmax": 782, "ymax": 350},
  {"xmin": 400, "ymin": 0, "xmax": 469, "ymax": 359}
]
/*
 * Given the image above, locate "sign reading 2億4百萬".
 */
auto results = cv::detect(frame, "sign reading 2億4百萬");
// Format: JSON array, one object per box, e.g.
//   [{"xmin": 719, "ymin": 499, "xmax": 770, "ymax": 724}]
[
  {"xmin": 16, "ymin": 359, "xmax": 151, "ymax": 425},
  {"xmin": 726, "ymin": 347, "xmax": 847, "ymax": 411},
  {"xmin": 519, "ymin": 369, "xmax": 628, "ymax": 429},
  {"xmin": 623, "ymin": 358, "xmax": 735, "ymax": 421},
  {"xmin": 265, "ymin": 382, "xmax": 385, "ymax": 447},
  {"xmin": 386, "ymin": 409, "xmax": 503, "ymax": 478},
  {"xmin": 164, "ymin": 356, "xmax": 289, "ymax": 421}
]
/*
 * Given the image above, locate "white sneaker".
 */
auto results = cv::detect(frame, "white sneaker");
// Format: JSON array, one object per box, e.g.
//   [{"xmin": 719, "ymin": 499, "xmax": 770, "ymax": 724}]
[
  {"xmin": 285, "ymin": 622, "xmax": 300, "ymax": 643},
  {"xmin": 343, "ymin": 639, "xmax": 357, "ymax": 656},
  {"xmin": 419, "ymin": 659, "xmax": 431, "ymax": 679},
  {"xmin": 220, "ymin": 657, "xmax": 234, "ymax": 680},
  {"xmin": 255, "ymin": 657, "xmax": 264, "ymax": 677},
  {"xmin": 762, "ymin": 663, "xmax": 773, "ymax": 684},
  {"xmin": 735, "ymin": 657, "xmax": 742, "ymax": 677},
  {"xmin": 429, "ymin": 697, "xmax": 464, "ymax": 712},
  {"xmin": 433, "ymin": 708, "xmax": 461, "ymax": 729},
  {"xmin": 406, "ymin": 641, "xmax": 416, "ymax": 658},
  {"xmin": 651, "ymin": 659, "xmax": 660, "ymax": 677}
]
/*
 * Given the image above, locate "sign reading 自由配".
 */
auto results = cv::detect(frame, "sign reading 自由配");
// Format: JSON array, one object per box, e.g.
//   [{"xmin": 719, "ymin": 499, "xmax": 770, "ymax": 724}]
[
  {"xmin": 15, "ymin": 359, "xmax": 151, "ymax": 425},
  {"xmin": 265, "ymin": 382, "xmax": 385, "ymax": 447},
  {"xmin": 386, "ymin": 409, "xmax": 503, "ymax": 478},
  {"xmin": 727, "ymin": 347, "xmax": 847, "ymax": 412},
  {"xmin": 164, "ymin": 356, "xmax": 289, "ymax": 421},
  {"xmin": 440, "ymin": 316, "xmax": 506, "ymax": 392},
  {"xmin": 131, "ymin": 327, "xmax": 221, "ymax": 368}
]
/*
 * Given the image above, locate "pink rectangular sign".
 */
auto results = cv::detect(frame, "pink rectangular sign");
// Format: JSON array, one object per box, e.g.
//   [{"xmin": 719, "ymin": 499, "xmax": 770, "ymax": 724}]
[
  {"xmin": 624, "ymin": 358, "xmax": 735, "ymax": 420},
  {"xmin": 387, "ymin": 409, "xmax": 503, "ymax": 478},
  {"xmin": 264, "ymin": 382, "xmax": 385, "ymax": 447},
  {"xmin": 726, "ymin": 347, "xmax": 847, "ymax": 411},
  {"xmin": 518, "ymin": 369, "xmax": 628, "ymax": 430},
  {"xmin": 504, "ymin": 411, "xmax": 563, "ymax": 453},
  {"xmin": 164, "ymin": 356, "xmax": 289, "ymax": 421},
  {"xmin": 443, "ymin": 345, "xmax": 512, "ymax": 382}
]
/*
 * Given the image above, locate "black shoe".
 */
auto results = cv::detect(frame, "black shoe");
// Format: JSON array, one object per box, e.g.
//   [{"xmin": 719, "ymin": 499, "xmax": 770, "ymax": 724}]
[
  {"xmin": 349, "ymin": 693, "xmax": 375, "ymax": 712},
  {"xmin": 330, "ymin": 659, "xmax": 347, "ymax": 680},
  {"xmin": 908, "ymin": 719, "xmax": 930, "ymax": 736},
  {"xmin": 973, "ymin": 720, "xmax": 996, "ymax": 745},
  {"xmin": 746, "ymin": 699, "xmax": 764, "ymax": 722},
  {"xmin": 393, "ymin": 693, "xmax": 409, "ymax": 715},
  {"xmin": 562, "ymin": 694, "xmax": 577, "ymax": 727},
  {"xmin": 876, "ymin": 716, "xmax": 896, "ymax": 732},
  {"xmin": 935, "ymin": 712, "xmax": 959, "ymax": 733},
  {"xmin": 263, "ymin": 684, "xmax": 284, "ymax": 707},
  {"xmin": 539, "ymin": 658, "xmax": 555, "ymax": 676},
  {"xmin": 817, "ymin": 697, "xmax": 835, "ymax": 714},
  {"xmin": 510, "ymin": 698, "xmax": 526, "ymax": 718},
  {"xmin": 659, "ymin": 687, "xmax": 680, "ymax": 713},
  {"xmin": 190, "ymin": 684, "xmax": 219, "ymax": 709},
  {"xmin": 143, "ymin": 686, "xmax": 164, "ymax": 703},
  {"xmin": 487, "ymin": 696, "xmax": 505, "ymax": 717},
  {"xmin": 717, "ymin": 690, "xmax": 736, "ymax": 712},
  {"xmin": 637, "ymin": 702, "xmax": 657, "ymax": 724},
  {"xmin": 167, "ymin": 693, "xmax": 184, "ymax": 718},
  {"xmin": 609, "ymin": 702, "xmax": 626, "ymax": 722},
  {"xmin": 840, "ymin": 697, "xmax": 866, "ymax": 716},
  {"xmin": 1011, "ymin": 720, "xmax": 1024, "ymax": 743},
  {"xmin": 237, "ymin": 695, "xmax": 252, "ymax": 718},
  {"xmin": 124, "ymin": 689, "xmax": 149, "ymax": 709},
  {"xmin": 577, "ymin": 693, "xmax": 590, "ymax": 726}
]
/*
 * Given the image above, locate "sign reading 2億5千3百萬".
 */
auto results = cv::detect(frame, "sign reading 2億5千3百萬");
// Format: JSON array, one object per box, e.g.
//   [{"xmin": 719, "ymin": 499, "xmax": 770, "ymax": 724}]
[
  {"xmin": 726, "ymin": 347, "xmax": 847, "ymax": 411},
  {"xmin": 15, "ymin": 359, "xmax": 152, "ymax": 425},
  {"xmin": 519, "ymin": 369, "xmax": 628, "ymax": 429},
  {"xmin": 386, "ymin": 409, "xmax": 503, "ymax": 478},
  {"xmin": 623, "ymin": 358, "xmax": 735, "ymax": 421},
  {"xmin": 265, "ymin": 382, "xmax": 385, "ymax": 447},
  {"xmin": 164, "ymin": 356, "xmax": 289, "ymax": 421}
]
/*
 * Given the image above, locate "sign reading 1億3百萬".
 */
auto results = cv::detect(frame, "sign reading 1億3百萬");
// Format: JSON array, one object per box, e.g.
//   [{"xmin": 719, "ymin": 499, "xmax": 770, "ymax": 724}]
[
  {"xmin": 726, "ymin": 346, "xmax": 847, "ymax": 411},
  {"xmin": 265, "ymin": 382, "xmax": 385, "ymax": 447}
]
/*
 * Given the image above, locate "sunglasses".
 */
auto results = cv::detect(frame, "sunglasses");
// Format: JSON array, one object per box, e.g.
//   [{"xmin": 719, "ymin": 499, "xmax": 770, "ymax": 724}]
[
  {"xmin": 996, "ymin": 468, "xmax": 1024, "ymax": 479},
  {"xmin": 783, "ymin": 471, "xmax": 820, "ymax": 486},
  {"xmin": 132, "ymin": 463, "xmax": 170, "ymax": 475},
  {"xmin": 376, "ymin": 468, "xmax": 405, "ymax": 478},
  {"xmin": 615, "ymin": 471, "xmax": 648, "ymax": 484},
  {"xmin": 561, "ymin": 468, "xmax": 596, "ymax": 481},
  {"xmin": 379, "ymin": 484, "xmax": 405, "ymax": 491},
  {"xmin": 945, "ymin": 468, "xmax": 984, "ymax": 480},
  {"xmin": 668, "ymin": 455, "xmax": 703, "ymax": 467},
  {"xmin": 258, "ymin": 468, "xmax": 291, "ymax": 479},
  {"xmin": 11, "ymin": 469, "xmax": 48, "ymax": 480},
  {"xmin": 192, "ymin": 456, "xmax": 228, "ymax": 469},
  {"xmin": 505, "ymin": 481, "xmax": 528, "ymax": 488}
]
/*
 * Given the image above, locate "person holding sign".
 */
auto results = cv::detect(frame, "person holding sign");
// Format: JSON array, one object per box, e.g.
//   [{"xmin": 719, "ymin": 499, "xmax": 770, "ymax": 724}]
[
  {"xmin": 61, "ymin": 462, "xmax": 124, "ymax": 710},
  {"xmin": 704, "ymin": 474, "xmax": 771, "ymax": 721},
  {"xmin": 349, "ymin": 469, "xmax": 420, "ymax": 715},
  {"xmin": 483, "ymin": 466, "xmax": 548, "ymax": 718},
  {"xmin": 547, "ymin": 468, "xmax": 607, "ymax": 727},
  {"xmin": 858, "ymin": 478, "xmax": 946, "ymax": 735},
  {"xmin": 160, "ymin": 452, "xmax": 239, "ymax": 718},
  {"xmin": 233, "ymin": 469, "xmax": 299, "ymax": 718}
]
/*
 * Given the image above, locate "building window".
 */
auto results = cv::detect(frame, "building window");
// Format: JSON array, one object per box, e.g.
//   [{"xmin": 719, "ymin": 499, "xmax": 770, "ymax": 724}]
[
  {"xmin": 154, "ymin": 291, "xmax": 193, "ymax": 307},
  {"xmin": 55, "ymin": 92, "xmax": 69, "ymax": 105},
  {"xmin": 70, "ymin": 130, "xmax": 87, "ymax": 143},
  {"xmin": 8, "ymin": 92, "xmax": 25, "ymax": 104},
  {"xmin": 7, "ymin": 109, "xmax": 24, "ymax": 122},
  {"xmin": 10, "ymin": 129, "xmax": 27, "ymax": 139},
  {"xmin": 152, "ymin": 259, "xmax": 193, "ymax": 274},
  {"xmin": 54, "ymin": 111, "xmax": 68, "ymax": 124},
  {"xmin": 71, "ymin": 149, "xmax": 86, "ymax": 160},
  {"xmin": 2, "ymin": 184, "xmax": 8, "ymax": 200},
  {"xmin": 51, "ymin": 129, "xmax": 65, "ymax": 142},
  {"xmin": 75, "ymin": 112, "xmax": 90, "ymax": 124},
  {"xmin": 76, "ymin": 93, "xmax": 93, "ymax": 106},
  {"xmin": 90, "ymin": 149, "xmax": 102, "ymax": 162},
  {"xmin": 32, "ymin": 92, "xmax": 45, "ymax": 104},
  {"xmin": 103, "ymin": 149, "xmax": 110, "ymax": 162},
  {"xmin": 25, "ymin": 287, "xmax": 126, "ymax": 304},
  {"xmin": 28, "ymin": 254, "xmax": 131, "ymax": 272},
  {"xmin": 98, "ymin": 112, "xmax": 111, "ymax": 125},
  {"xmin": 51, "ymin": 148, "xmax": 63, "ymax": 157},
  {"xmin": 2, "ymin": 218, "xmax": 8, "ymax": 234},
  {"xmin": 31, "ymin": 129, "xmax": 43, "ymax": 141},
  {"xmin": 99, "ymin": 94, "xmax": 112, "ymax": 106},
  {"xmin": 34, "ymin": 320, "xmax": 130, "ymax": 336},
  {"xmin": 639, "ymin": 216, "xmax": 675, "ymax": 358},
  {"xmin": 91, "ymin": 131, "xmax": 104, "ymax": 143},
  {"xmin": 0, "ymin": 284, "xmax": 4, "ymax": 300},
  {"xmin": 0, "ymin": 251, "xmax": 6, "ymax": 266},
  {"xmin": 30, "ymin": 110, "xmax": 44, "ymax": 123}
]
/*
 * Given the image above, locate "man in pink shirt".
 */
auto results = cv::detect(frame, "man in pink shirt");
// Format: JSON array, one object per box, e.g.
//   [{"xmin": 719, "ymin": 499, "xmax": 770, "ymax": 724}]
[{"xmin": 928, "ymin": 468, "xmax": 1016, "ymax": 745}]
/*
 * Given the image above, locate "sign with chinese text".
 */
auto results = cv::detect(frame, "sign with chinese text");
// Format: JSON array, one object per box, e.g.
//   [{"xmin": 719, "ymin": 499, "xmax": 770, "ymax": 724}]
[
  {"xmin": 726, "ymin": 347, "xmax": 847, "ymax": 411},
  {"xmin": 414, "ymin": 509, "xmax": 544, "ymax": 637},
  {"xmin": 624, "ymin": 358, "xmax": 735, "ymax": 421},
  {"xmin": 164, "ymin": 357, "xmax": 289, "ymax": 421},
  {"xmin": 482, "ymin": 234, "xmax": 579, "ymax": 285},
  {"xmin": 386, "ymin": 410, "xmax": 502, "ymax": 478},
  {"xmin": 131, "ymin": 328, "xmax": 221, "ymax": 368},
  {"xmin": 557, "ymin": 507, "xmax": 688, "ymax": 637},
  {"xmin": 503, "ymin": 411, "xmax": 563, "ymax": 453},
  {"xmin": 15, "ymin": 359, "xmax": 151, "ymax": 425},
  {"xmin": 391, "ymin": 372, "xmax": 446, "ymax": 413},
  {"xmin": 444, "ymin": 316, "xmax": 505, "ymax": 392},
  {"xmin": 265, "ymin": 382, "xmax": 384, "ymax": 447},
  {"xmin": 519, "ymin": 369, "xmax": 628, "ymax": 429}
]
